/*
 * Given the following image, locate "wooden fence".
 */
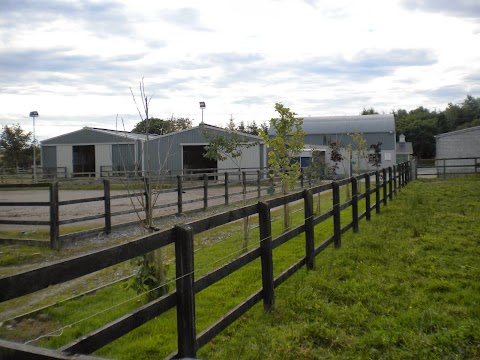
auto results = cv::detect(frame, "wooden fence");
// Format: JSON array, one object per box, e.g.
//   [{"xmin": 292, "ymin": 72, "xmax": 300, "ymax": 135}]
[
  {"xmin": 0, "ymin": 169, "xmax": 281, "ymax": 248},
  {"xmin": 0, "ymin": 162, "xmax": 412, "ymax": 359},
  {"xmin": 416, "ymin": 156, "xmax": 480, "ymax": 178}
]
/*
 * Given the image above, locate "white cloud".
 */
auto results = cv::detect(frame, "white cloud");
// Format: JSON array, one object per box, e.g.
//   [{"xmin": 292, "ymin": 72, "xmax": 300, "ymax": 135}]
[{"xmin": 0, "ymin": 0, "xmax": 479, "ymax": 141}]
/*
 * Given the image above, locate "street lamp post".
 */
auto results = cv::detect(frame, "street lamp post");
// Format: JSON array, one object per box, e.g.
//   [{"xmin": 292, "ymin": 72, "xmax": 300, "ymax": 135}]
[
  {"xmin": 199, "ymin": 102, "xmax": 206, "ymax": 124},
  {"xmin": 29, "ymin": 111, "xmax": 39, "ymax": 182}
]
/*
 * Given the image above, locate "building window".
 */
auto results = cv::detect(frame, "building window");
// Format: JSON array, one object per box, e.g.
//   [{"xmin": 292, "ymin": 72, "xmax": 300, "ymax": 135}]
[{"xmin": 368, "ymin": 153, "xmax": 381, "ymax": 163}]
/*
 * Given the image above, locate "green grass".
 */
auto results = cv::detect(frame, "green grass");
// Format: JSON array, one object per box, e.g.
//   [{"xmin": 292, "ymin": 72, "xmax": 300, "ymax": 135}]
[
  {"xmin": 1, "ymin": 176, "xmax": 479, "ymax": 359},
  {"xmin": 198, "ymin": 176, "xmax": 480, "ymax": 359}
]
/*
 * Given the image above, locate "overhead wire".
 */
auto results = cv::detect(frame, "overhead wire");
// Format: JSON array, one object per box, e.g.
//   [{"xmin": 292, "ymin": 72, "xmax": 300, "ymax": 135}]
[{"xmin": 23, "ymin": 179, "xmax": 389, "ymax": 345}]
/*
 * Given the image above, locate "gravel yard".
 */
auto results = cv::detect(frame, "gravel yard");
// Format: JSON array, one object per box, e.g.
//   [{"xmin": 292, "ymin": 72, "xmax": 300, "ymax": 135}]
[{"xmin": 0, "ymin": 184, "xmax": 266, "ymax": 233}]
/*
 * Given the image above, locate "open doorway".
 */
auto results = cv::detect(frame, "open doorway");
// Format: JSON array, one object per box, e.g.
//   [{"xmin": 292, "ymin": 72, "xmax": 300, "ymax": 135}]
[
  {"xmin": 73, "ymin": 145, "xmax": 95, "ymax": 176},
  {"xmin": 182, "ymin": 145, "xmax": 216, "ymax": 179}
]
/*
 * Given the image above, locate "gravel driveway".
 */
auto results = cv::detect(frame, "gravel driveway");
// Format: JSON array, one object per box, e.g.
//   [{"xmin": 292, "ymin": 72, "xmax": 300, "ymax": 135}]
[{"xmin": 0, "ymin": 184, "xmax": 263, "ymax": 232}]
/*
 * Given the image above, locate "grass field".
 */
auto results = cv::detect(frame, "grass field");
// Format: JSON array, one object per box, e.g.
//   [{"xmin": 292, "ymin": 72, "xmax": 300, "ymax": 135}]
[
  {"xmin": 199, "ymin": 175, "xmax": 480, "ymax": 359},
  {"xmin": 1, "ymin": 175, "xmax": 479, "ymax": 359}
]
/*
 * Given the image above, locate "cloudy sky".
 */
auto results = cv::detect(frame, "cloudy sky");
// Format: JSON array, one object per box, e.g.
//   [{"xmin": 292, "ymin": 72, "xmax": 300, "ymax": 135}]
[{"xmin": 1, "ymin": 0, "xmax": 479, "ymax": 142}]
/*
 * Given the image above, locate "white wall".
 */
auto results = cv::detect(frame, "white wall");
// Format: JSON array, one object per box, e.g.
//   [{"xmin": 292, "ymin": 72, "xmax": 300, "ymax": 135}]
[
  {"xmin": 301, "ymin": 146, "xmax": 396, "ymax": 177},
  {"xmin": 95, "ymin": 144, "xmax": 113, "ymax": 176},
  {"xmin": 218, "ymin": 144, "xmax": 264, "ymax": 179},
  {"xmin": 56, "ymin": 145, "xmax": 73, "ymax": 177}
]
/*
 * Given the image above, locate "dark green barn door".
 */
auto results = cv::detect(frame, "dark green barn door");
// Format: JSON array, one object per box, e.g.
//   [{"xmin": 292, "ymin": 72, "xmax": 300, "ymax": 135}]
[{"xmin": 73, "ymin": 145, "xmax": 95, "ymax": 176}]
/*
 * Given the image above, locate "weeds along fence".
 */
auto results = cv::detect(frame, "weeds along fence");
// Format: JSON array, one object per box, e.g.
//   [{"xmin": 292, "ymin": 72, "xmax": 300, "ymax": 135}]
[
  {"xmin": 0, "ymin": 168, "xmax": 320, "ymax": 248},
  {"xmin": 0, "ymin": 162, "xmax": 413, "ymax": 360}
]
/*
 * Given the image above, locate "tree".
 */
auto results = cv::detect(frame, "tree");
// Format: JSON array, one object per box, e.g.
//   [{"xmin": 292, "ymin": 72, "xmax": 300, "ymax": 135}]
[
  {"xmin": 351, "ymin": 133, "xmax": 368, "ymax": 192},
  {"xmin": 329, "ymin": 141, "xmax": 343, "ymax": 175},
  {"xmin": 361, "ymin": 107, "xmax": 379, "ymax": 115},
  {"xmin": 246, "ymin": 120, "xmax": 259, "ymax": 136},
  {"xmin": 204, "ymin": 132, "xmax": 257, "ymax": 167},
  {"xmin": 203, "ymin": 129, "xmax": 258, "ymax": 251},
  {"xmin": 237, "ymin": 121, "xmax": 246, "ymax": 133},
  {"xmin": 259, "ymin": 103, "xmax": 305, "ymax": 229},
  {"xmin": 124, "ymin": 80, "xmax": 168, "ymax": 300},
  {"xmin": 260, "ymin": 121, "xmax": 269, "ymax": 135},
  {"xmin": 369, "ymin": 142, "xmax": 382, "ymax": 170},
  {"xmin": 226, "ymin": 115, "xmax": 236, "ymax": 131},
  {"xmin": 0, "ymin": 124, "xmax": 35, "ymax": 171},
  {"xmin": 443, "ymin": 95, "xmax": 480, "ymax": 132},
  {"xmin": 132, "ymin": 117, "xmax": 192, "ymax": 135},
  {"xmin": 304, "ymin": 150, "xmax": 330, "ymax": 214},
  {"xmin": 461, "ymin": 95, "xmax": 480, "ymax": 124},
  {"xmin": 395, "ymin": 107, "xmax": 438, "ymax": 159},
  {"xmin": 351, "ymin": 132, "xmax": 368, "ymax": 174}
]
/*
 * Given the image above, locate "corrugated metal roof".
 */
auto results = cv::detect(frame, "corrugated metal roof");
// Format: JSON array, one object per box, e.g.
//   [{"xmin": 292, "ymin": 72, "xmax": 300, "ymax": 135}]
[
  {"xmin": 90, "ymin": 127, "xmax": 161, "ymax": 141},
  {"xmin": 434, "ymin": 125, "xmax": 480, "ymax": 138},
  {"xmin": 157, "ymin": 123, "xmax": 263, "ymax": 141},
  {"xmin": 277, "ymin": 114, "xmax": 395, "ymax": 135},
  {"xmin": 40, "ymin": 127, "xmax": 160, "ymax": 145}
]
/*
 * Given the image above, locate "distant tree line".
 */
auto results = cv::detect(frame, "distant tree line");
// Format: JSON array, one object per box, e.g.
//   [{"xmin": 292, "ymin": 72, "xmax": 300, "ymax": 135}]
[
  {"xmin": 131, "ymin": 115, "xmax": 269, "ymax": 137},
  {"xmin": 132, "ymin": 117, "xmax": 192, "ymax": 135},
  {"xmin": 362, "ymin": 95, "xmax": 480, "ymax": 159},
  {"xmin": 0, "ymin": 124, "xmax": 39, "ymax": 172},
  {"xmin": 225, "ymin": 116, "xmax": 269, "ymax": 136}
]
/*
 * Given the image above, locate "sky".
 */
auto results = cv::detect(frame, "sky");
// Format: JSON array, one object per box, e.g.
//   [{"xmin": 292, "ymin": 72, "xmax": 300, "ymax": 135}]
[{"xmin": 1, "ymin": 0, "xmax": 480, "ymax": 142}]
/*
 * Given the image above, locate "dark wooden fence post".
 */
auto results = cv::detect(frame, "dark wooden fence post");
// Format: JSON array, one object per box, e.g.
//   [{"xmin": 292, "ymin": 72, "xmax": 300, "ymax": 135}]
[
  {"xmin": 382, "ymin": 168, "xmax": 387, "ymax": 206},
  {"xmin": 177, "ymin": 175, "xmax": 183, "ymax": 214},
  {"xmin": 393, "ymin": 165, "xmax": 397, "ymax": 195},
  {"xmin": 407, "ymin": 161, "xmax": 411, "ymax": 184},
  {"xmin": 144, "ymin": 177, "xmax": 151, "ymax": 218},
  {"xmin": 242, "ymin": 171, "xmax": 247, "ymax": 202},
  {"xmin": 224, "ymin": 172, "xmax": 229, "ymax": 206},
  {"xmin": 203, "ymin": 173, "xmax": 208, "ymax": 210},
  {"xmin": 175, "ymin": 224, "xmax": 197, "ymax": 358},
  {"xmin": 388, "ymin": 167, "xmax": 393, "ymax": 201},
  {"xmin": 375, "ymin": 171, "xmax": 381, "ymax": 214},
  {"xmin": 257, "ymin": 170, "xmax": 261, "ymax": 198},
  {"xmin": 103, "ymin": 179, "xmax": 111, "ymax": 234},
  {"xmin": 365, "ymin": 174, "xmax": 371, "ymax": 221},
  {"xmin": 49, "ymin": 182, "xmax": 60, "ymax": 250},
  {"xmin": 404, "ymin": 162, "xmax": 408, "ymax": 184},
  {"xmin": 303, "ymin": 189, "xmax": 315, "ymax": 270},
  {"xmin": 351, "ymin": 177, "xmax": 359, "ymax": 233},
  {"xmin": 397, "ymin": 164, "xmax": 401, "ymax": 189},
  {"xmin": 258, "ymin": 201, "xmax": 274, "ymax": 311},
  {"xmin": 401, "ymin": 163, "xmax": 405, "ymax": 188},
  {"xmin": 300, "ymin": 168, "xmax": 304, "ymax": 188},
  {"xmin": 332, "ymin": 182, "xmax": 341, "ymax": 249}
]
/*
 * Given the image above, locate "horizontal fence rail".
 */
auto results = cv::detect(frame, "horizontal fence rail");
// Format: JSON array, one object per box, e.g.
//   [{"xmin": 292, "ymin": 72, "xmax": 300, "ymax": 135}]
[
  {"xmin": 416, "ymin": 156, "xmax": 479, "ymax": 178},
  {"xmin": 0, "ymin": 162, "xmax": 413, "ymax": 359},
  {"xmin": 0, "ymin": 168, "xmax": 316, "ymax": 247}
]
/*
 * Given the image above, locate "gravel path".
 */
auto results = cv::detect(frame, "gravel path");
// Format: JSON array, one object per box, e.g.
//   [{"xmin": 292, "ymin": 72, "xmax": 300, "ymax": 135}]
[{"xmin": 0, "ymin": 184, "xmax": 266, "ymax": 232}]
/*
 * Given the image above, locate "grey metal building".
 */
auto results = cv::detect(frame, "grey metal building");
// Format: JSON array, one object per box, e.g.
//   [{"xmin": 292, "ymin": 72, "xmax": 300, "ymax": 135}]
[
  {"xmin": 281, "ymin": 114, "xmax": 397, "ymax": 176},
  {"xmin": 396, "ymin": 134, "xmax": 414, "ymax": 163},
  {"xmin": 41, "ymin": 124, "xmax": 266, "ymax": 178},
  {"xmin": 148, "ymin": 123, "xmax": 266, "ymax": 176},
  {"xmin": 435, "ymin": 126, "xmax": 480, "ymax": 175},
  {"xmin": 41, "ymin": 127, "xmax": 154, "ymax": 177}
]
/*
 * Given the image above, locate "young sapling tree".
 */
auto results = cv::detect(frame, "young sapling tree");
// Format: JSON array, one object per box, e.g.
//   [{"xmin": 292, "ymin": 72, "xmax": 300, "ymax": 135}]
[{"xmin": 259, "ymin": 103, "xmax": 305, "ymax": 230}]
